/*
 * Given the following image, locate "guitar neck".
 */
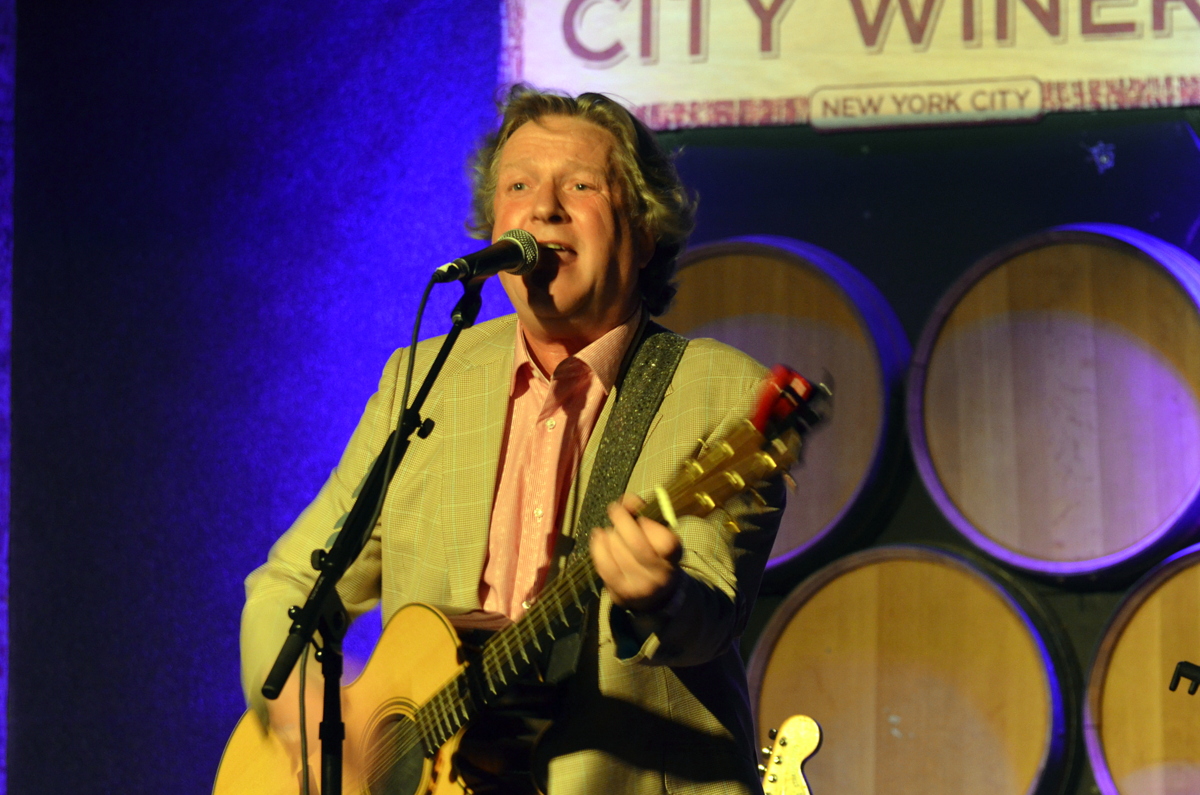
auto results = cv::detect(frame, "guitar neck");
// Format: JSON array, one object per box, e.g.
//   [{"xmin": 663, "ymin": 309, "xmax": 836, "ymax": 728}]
[
  {"xmin": 413, "ymin": 551, "xmax": 603, "ymax": 751},
  {"xmin": 481, "ymin": 552, "xmax": 603, "ymax": 689},
  {"xmin": 412, "ymin": 412, "xmax": 815, "ymax": 753},
  {"xmin": 473, "ymin": 493, "xmax": 674, "ymax": 699}
]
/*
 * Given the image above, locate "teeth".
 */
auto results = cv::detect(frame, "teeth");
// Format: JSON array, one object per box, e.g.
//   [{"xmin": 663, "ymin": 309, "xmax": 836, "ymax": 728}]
[{"xmin": 544, "ymin": 243, "xmax": 566, "ymax": 251}]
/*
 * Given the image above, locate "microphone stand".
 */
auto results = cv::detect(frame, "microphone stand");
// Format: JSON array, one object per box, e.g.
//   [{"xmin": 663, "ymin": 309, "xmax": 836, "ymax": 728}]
[{"xmin": 261, "ymin": 279, "xmax": 485, "ymax": 795}]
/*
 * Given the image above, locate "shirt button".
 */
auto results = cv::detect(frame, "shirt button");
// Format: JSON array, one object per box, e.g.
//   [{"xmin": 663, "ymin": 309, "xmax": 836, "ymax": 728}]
[
  {"xmin": 546, "ymin": 419, "xmax": 556, "ymax": 430},
  {"xmin": 533, "ymin": 507, "xmax": 544, "ymax": 520},
  {"xmin": 522, "ymin": 599, "xmax": 533, "ymax": 610}
]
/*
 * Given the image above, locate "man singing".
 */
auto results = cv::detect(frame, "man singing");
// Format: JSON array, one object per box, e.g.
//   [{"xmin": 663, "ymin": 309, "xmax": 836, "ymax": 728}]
[{"xmin": 239, "ymin": 85, "xmax": 784, "ymax": 794}]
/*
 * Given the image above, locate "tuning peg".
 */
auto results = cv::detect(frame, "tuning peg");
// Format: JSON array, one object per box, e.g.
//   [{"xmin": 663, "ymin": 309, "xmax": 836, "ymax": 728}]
[
  {"xmin": 767, "ymin": 774, "xmax": 778, "ymax": 783},
  {"xmin": 761, "ymin": 747, "xmax": 772, "ymax": 756},
  {"xmin": 758, "ymin": 764, "xmax": 767, "ymax": 774},
  {"xmin": 768, "ymin": 727, "xmax": 778, "ymax": 739}
]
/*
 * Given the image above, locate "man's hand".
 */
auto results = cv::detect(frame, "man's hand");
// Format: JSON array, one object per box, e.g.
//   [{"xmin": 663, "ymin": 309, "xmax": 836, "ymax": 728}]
[{"xmin": 590, "ymin": 495, "xmax": 683, "ymax": 613}]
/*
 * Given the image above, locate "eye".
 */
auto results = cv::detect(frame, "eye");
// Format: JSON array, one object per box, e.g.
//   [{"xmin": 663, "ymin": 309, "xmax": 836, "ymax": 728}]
[
  {"xmin": 509, "ymin": 181, "xmax": 528, "ymax": 191},
  {"xmin": 572, "ymin": 182, "xmax": 592, "ymax": 191}
]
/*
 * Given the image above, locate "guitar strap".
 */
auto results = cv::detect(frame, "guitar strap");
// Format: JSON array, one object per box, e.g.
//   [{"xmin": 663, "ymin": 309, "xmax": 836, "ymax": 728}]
[
  {"xmin": 542, "ymin": 321, "xmax": 689, "ymax": 683},
  {"xmin": 453, "ymin": 324, "xmax": 688, "ymax": 794}
]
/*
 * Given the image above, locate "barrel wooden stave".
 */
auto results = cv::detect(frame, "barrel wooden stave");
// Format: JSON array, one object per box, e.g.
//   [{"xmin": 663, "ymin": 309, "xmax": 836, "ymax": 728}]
[
  {"xmin": 662, "ymin": 236, "xmax": 909, "ymax": 585},
  {"xmin": 748, "ymin": 545, "xmax": 1075, "ymax": 795},
  {"xmin": 1086, "ymin": 543, "xmax": 1200, "ymax": 795},
  {"xmin": 911, "ymin": 224, "xmax": 1200, "ymax": 581}
]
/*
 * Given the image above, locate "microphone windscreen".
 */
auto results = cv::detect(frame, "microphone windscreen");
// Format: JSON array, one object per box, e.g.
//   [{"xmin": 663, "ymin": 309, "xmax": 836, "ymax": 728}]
[{"xmin": 498, "ymin": 228, "xmax": 539, "ymax": 275}]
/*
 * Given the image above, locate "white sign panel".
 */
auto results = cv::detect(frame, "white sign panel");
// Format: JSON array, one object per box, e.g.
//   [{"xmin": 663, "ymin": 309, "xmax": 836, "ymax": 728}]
[{"xmin": 502, "ymin": 0, "xmax": 1200, "ymax": 129}]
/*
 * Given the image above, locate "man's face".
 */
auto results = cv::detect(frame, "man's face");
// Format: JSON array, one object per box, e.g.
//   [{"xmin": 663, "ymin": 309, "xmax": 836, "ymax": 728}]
[{"xmin": 492, "ymin": 114, "xmax": 648, "ymax": 345}]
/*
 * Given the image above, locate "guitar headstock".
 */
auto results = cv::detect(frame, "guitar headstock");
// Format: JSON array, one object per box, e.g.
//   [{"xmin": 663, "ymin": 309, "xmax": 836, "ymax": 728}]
[
  {"xmin": 760, "ymin": 714, "xmax": 822, "ymax": 795},
  {"xmin": 641, "ymin": 365, "xmax": 830, "ymax": 527},
  {"xmin": 753, "ymin": 365, "xmax": 828, "ymax": 441}
]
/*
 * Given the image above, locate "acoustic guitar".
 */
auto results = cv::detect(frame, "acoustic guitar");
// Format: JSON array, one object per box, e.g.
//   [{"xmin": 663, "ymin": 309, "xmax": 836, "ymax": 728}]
[{"xmin": 214, "ymin": 366, "xmax": 828, "ymax": 795}]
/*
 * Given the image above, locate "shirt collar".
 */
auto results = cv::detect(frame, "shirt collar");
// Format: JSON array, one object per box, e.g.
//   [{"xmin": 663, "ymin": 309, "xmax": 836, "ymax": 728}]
[{"xmin": 509, "ymin": 308, "xmax": 644, "ymax": 396}]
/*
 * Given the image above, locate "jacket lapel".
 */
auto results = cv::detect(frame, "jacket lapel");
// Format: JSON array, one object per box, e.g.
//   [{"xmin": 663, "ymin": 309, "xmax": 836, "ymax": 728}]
[{"xmin": 435, "ymin": 318, "xmax": 515, "ymax": 607}]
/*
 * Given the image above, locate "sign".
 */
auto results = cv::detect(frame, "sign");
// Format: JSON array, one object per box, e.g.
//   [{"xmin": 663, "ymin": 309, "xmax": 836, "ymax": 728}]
[{"xmin": 502, "ymin": 0, "xmax": 1200, "ymax": 129}]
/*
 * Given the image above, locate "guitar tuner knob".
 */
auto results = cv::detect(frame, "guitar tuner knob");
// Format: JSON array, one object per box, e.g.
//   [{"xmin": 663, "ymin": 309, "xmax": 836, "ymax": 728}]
[
  {"xmin": 758, "ymin": 765, "xmax": 767, "ymax": 774},
  {"xmin": 779, "ymin": 737, "xmax": 788, "ymax": 746},
  {"xmin": 767, "ymin": 775, "xmax": 778, "ymax": 783},
  {"xmin": 761, "ymin": 747, "xmax": 772, "ymax": 756},
  {"xmin": 768, "ymin": 728, "xmax": 778, "ymax": 739}
]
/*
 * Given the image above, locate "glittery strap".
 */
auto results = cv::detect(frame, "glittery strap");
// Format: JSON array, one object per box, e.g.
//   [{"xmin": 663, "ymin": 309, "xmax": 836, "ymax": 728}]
[
  {"xmin": 538, "ymin": 325, "xmax": 687, "ymax": 684},
  {"xmin": 566, "ymin": 324, "xmax": 689, "ymax": 563}
]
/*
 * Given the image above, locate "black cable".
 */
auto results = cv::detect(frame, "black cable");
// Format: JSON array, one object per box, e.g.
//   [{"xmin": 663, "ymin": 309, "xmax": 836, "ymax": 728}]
[
  {"xmin": 294, "ymin": 273, "xmax": 436, "ymax": 793},
  {"xmin": 299, "ymin": 648, "xmax": 310, "ymax": 795}
]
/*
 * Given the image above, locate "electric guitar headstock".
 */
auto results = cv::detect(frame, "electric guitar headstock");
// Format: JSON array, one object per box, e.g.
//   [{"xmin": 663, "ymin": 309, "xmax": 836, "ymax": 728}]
[
  {"xmin": 640, "ymin": 365, "xmax": 830, "ymax": 527},
  {"xmin": 760, "ymin": 714, "xmax": 822, "ymax": 795}
]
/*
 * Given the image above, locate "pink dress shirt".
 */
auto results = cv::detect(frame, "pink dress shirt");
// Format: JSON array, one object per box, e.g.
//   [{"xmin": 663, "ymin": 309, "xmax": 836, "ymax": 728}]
[{"xmin": 476, "ymin": 311, "xmax": 641, "ymax": 623}]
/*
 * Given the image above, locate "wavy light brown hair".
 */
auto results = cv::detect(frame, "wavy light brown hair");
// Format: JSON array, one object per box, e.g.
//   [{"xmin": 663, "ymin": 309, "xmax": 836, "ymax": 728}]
[{"xmin": 468, "ymin": 85, "xmax": 695, "ymax": 316}]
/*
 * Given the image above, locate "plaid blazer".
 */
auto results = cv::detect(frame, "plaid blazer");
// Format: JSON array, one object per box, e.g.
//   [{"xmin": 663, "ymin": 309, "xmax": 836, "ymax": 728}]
[{"xmin": 242, "ymin": 313, "xmax": 783, "ymax": 794}]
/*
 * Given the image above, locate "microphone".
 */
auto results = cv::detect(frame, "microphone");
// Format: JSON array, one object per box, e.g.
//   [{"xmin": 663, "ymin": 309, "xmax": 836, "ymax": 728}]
[{"xmin": 433, "ymin": 229, "xmax": 540, "ymax": 283}]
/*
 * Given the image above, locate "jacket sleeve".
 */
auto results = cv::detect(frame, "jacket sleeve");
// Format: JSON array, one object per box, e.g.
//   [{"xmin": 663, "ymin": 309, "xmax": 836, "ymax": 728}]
[
  {"xmin": 608, "ymin": 339, "xmax": 786, "ymax": 668},
  {"xmin": 239, "ymin": 347, "xmax": 406, "ymax": 719}
]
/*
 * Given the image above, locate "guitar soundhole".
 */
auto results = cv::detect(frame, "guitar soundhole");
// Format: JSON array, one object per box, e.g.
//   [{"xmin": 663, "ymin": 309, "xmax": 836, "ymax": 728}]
[{"xmin": 367, "ymin": 714, "xmax": 426, "ymax": 795}]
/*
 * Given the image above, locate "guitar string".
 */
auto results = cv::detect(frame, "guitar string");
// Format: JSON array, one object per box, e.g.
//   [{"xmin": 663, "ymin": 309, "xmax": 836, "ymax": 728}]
[
  {"xmin": 361, "ymin": 455, "xmax": 762, "ymax": 785},
  {"xmin": 358, "ymin": 554, "xmax": 602, "ymax": 787},
  {"xmin": 365, "ymin": 670, "xmax": 474, "ymax": 785},
  {"xmin": 362, "ymin": 518, "xmax": 715, "ymax": 786},
  {"xmin": 466, "ymin": 429, "xmax": 776, "ymax": 690},
  {"xmin": 343, "ymin": 412, "xmax": 793, "ymax": 786},
  {"xmin": 357, "ymin": 425, "xmax": 783, "ymax": 786},
  {"xmin": 361, "ymin": 680, "xmax": 472, "ymax": 790}
]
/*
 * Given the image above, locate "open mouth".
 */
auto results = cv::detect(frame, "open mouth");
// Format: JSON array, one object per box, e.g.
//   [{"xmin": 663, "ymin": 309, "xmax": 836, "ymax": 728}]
[{"xmin": 541, "ymin": 242, "xmax": 575, "ymax": 255}]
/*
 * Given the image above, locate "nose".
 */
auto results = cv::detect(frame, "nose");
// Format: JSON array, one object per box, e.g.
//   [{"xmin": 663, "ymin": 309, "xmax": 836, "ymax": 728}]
[{"xmin": 532, "ymin": 182, "xmax": 568, "ymax": 224}]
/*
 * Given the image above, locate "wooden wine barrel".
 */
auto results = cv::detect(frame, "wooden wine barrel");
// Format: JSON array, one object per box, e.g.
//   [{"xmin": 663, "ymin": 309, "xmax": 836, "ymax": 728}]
[
  {"xmin": 661, "ymin": 236, "xmax": 910, "ymax": 588},
  {"xmin": 1085, "ymin": 542, "xmax": 1200, "ymax": 795},
  {"xmin": 748, "ymin": 545, "xmax": 1078, "ymax": 795},
  {"xmin": 909, "ymin": 223, "xmax": 1200, "ymax": 583}
]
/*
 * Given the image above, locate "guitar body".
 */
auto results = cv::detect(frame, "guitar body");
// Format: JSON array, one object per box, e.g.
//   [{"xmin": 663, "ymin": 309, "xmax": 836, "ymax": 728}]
[{"xmin": 214, "ymin": 603, "xmax": 468, "ymax": 795}]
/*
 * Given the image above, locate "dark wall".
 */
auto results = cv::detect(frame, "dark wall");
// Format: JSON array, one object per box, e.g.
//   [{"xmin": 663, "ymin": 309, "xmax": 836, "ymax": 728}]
[
  {"xmin": 12, "ymin": 2, "xmax": 503, "ymax": 791},
  {"xmin": 668, "ymin": 110, "xmax": 1200, "ymax": 342}
]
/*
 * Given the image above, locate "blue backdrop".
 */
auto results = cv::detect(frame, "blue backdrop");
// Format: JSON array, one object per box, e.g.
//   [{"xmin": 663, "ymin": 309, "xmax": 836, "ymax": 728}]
[{"xmin": 12, "ymin": 2, "xmax": 503, "ymax": 791}]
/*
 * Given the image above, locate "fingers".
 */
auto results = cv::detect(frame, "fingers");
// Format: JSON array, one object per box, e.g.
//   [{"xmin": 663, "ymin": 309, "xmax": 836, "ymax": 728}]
[
  {"xmin": 619, "ymin": 493, "xmax": 646, "ymax": 513},
  {"xmin": 590, "ymin": 499, "xmax": 682, "ymax": 612},
  {"xmin": 607, "ymin": 501, "xmax": 677, "ymax": 565}
]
